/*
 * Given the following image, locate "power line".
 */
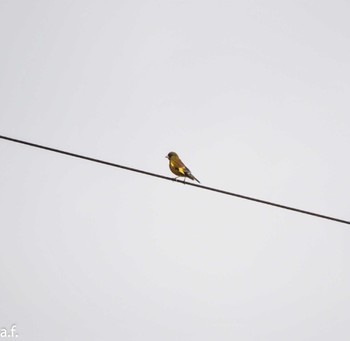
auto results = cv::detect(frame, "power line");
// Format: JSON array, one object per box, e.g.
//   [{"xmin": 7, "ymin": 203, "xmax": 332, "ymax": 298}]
[{"xmin": 0, "ymin": 134, "xmax": 349, "ymax": 225}]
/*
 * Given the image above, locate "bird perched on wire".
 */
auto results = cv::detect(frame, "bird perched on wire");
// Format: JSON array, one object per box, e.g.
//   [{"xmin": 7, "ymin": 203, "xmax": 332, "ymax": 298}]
[{"xmin": 166, "ymin": 151, "xmax": 200, "ymax": 183}]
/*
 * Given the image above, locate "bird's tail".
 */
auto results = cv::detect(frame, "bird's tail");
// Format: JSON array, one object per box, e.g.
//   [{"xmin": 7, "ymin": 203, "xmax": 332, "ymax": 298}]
[
  {"xmin": 193, "ymin": 176, "xmax": 200, "ymax": 183},
  {"xmin": 189, "ymin": 173, "xmax": 200, "ymax": 183},
  {"xmin": 185, "ymin": 168, "xmax": 200, "ymax": 183}
]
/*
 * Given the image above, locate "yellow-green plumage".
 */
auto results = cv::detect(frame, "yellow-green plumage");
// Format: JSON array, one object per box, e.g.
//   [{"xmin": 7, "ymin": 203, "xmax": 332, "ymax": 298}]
[{"xmin": 166, "ymin": 151, "xmax": 200, "ymax": 183}]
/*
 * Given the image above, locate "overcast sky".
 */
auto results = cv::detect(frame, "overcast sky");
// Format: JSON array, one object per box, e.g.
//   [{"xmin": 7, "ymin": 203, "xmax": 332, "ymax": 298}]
[{"xmin": 1, "ymin": 0, "xmax": 350, "ymax": 340}]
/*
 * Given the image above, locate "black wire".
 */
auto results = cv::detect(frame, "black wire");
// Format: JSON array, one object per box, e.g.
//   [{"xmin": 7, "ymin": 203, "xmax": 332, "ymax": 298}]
[{"xmin": 1, "ymin": 134, "xmax": 349, "ymax": 225}]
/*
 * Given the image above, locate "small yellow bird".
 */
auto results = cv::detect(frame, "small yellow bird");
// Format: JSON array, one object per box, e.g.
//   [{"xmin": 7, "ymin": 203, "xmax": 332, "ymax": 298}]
[{"xmin": 166, "ymin": 151, "xmax": 200, "ymax": 183}]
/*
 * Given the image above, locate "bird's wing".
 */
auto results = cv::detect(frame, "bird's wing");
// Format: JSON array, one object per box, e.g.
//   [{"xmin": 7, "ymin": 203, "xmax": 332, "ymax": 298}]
[{"xmin": 172, "ymin": 157, "xmax": 187, "ymax": 176}]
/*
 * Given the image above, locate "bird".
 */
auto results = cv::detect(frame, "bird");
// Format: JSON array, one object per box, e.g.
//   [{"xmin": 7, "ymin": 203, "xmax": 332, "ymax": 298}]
[{"xmin": 166, "ymin": 151, "xmax": 200, "ymax": 183}]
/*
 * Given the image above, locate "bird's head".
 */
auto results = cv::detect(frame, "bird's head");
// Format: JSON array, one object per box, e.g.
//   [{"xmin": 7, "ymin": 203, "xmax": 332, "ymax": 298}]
[{"xmin": 166, "ymin": 151, "xmax": 178, "ymax": 159}]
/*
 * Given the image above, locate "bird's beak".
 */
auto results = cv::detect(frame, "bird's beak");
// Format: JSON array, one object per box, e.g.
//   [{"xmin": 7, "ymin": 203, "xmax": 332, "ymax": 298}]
[{"xmin": 165, "ymin": 155, "xmax": 168, "ymax": 159}]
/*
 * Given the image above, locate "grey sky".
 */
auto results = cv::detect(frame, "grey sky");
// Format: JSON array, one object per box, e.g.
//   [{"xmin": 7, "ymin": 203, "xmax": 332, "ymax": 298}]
[{"xmin": 1, "ymin": 1, "xmax": 349, "ymax": 340}]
